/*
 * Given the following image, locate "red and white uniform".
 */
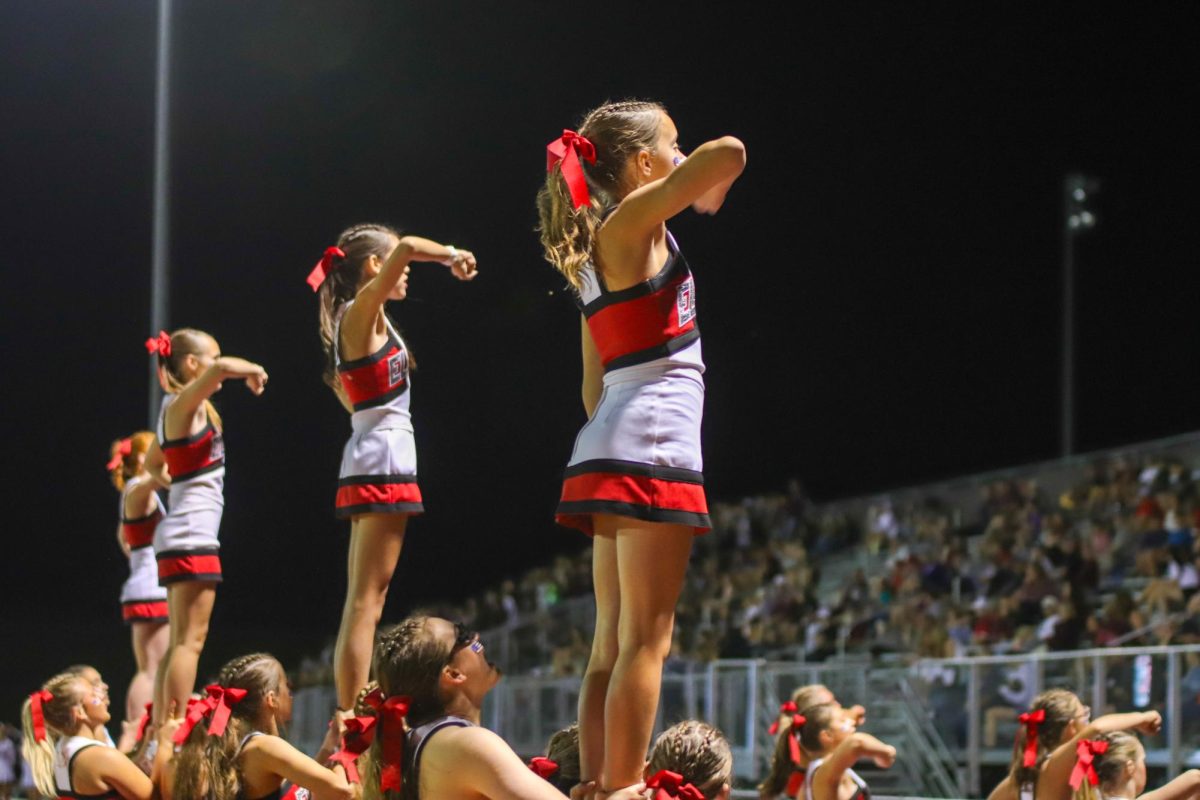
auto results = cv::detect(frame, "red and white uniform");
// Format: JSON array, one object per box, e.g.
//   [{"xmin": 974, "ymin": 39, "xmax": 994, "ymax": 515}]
[
  {"xmin": 556, "ymin": 231, "xmax": 711, "ymax": 535},
  {"xmin": 118, "ymin": 475, "xmax": 168, "ymax": 623},
  {"xmin": 334, "ymin": 301, "xmax": 424, "ymax": 518},
  {"xmin": 53, "ymin": 736, "xmax": 120, "ymax": 799},
  {"xmin": 154, "ymin": 393, "xmax": 225, "ymax": 584}
]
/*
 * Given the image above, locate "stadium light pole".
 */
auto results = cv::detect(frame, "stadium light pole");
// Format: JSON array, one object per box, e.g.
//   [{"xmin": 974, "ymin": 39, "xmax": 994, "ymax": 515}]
[
  {"xmin": 1061, "ymin": 173, "xmax": 1099, "ymax": 458},
  {"xmin": 148, "ymin": 0, "xmax": 172, "ymax": 428}
]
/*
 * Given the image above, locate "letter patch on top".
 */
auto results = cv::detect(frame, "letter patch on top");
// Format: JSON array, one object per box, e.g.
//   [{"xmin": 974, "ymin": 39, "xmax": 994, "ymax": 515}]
[
  {"xmin": 676, "ymin": 276, "xmax": 696, "ymax": 326},
  {"xmin": 387, "ymin": 350, "xmax": 406, "ymax": 386}
]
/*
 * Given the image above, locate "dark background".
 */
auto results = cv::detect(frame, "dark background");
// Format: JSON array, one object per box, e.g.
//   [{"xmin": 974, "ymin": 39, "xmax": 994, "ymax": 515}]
[{"xmin": 2, "ymin": 1, "xmax": 1198, "ymax": 721}]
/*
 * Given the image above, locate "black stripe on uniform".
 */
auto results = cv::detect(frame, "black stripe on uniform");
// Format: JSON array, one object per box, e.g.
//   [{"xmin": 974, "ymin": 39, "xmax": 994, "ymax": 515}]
[
  {"xmin": 337, "ymin": 473, "xmax": 420, "ymax": 487},
  {"xmin": 602, "ymin": 325, "xmax": 701, "ymax": 372},
  {"xmin": 556, "ymin": 500, "xmax": 711, "ymax": 530},
  {"xmin": 579, "ymin": 253, "xmax": 686, "ymax": 315},
  {"xmin": 338, "ymin": 334, "xmax": 402, "ymax": 371},
  {"xmin": 335, "ymin": 501, "xmax": 425, "ymax": 518},
  {"xmin": 563, "ymin": 459, "xmax": 704, "ymax": 484},
  {"xmin": 159, "ymin": 572, "xmax": 223, "ymax": 585},
  {"xmin": 156, "ymin": 547, "xmax": 221, "ymax": 560},
  {"xmin": 160, "ymin": 421, "xmax": 217, "ymax": 448}
]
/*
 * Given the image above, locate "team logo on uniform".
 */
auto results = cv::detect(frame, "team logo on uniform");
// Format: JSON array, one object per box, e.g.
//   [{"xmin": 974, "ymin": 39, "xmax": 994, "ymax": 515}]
[
  {"xmin": 676, "ymin": 276, "xmax": 696, "ymax": 326},
  {"xmin": 209, "ymin": 434, "xmax": 225, "ymax": 463},
  {"xmin": 387, "ymin": 350, "xmax": 407, "ymax": 386}
]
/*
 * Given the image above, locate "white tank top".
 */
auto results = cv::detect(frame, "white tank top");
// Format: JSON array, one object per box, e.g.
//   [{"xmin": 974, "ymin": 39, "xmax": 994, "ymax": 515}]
[
  {"xmin": 54, "ymin": 735, "xmax": 117, "ymax": 798},
  {"xmin": 804, "ymin": 756, "xmax": 870, "ymax": 800}
]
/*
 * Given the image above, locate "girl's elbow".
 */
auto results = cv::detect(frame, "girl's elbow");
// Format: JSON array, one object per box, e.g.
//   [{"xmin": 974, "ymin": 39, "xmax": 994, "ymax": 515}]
[{"xmin": 717, "ymin": 136, "xmax": 747, "ymax": 167}]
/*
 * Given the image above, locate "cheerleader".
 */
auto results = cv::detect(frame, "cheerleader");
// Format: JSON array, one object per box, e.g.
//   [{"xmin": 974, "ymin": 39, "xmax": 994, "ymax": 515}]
[
  {"xmin": 106, "ymin": 433, "xmax": 169, "ymax": 751},
  {"xmin": 535, "ymin": 100, "xmax": 745, "ymax": 794},
  {"xmin": 793, "ymin": 703, "xmax": 895, "ymax": 800},
  {"xmin": 308, "ymin": 224, "xmax": 476, "ymax": 751},
  {"xmin": 144, "ymin": 327, "xmax": 267, "ymax": 727},
  {"xmin": 358, "ymin": 616, "xmax": 645, "ymax": 800},
  {"xmin": 167, "ymin": 653, "xmax": 352, "ymax": 800},
  {"xmin": 988, "ymin": 690, "xmax": 1162, "ymax": 800},
  {"xmin": 760, "ymin": 685, "xmax": 867, "ymax": 800},
  {"xmin": 20, "ymin": 671, "xmax": 173, "ymax": 800},
  {"xmin": 1067, "ymin": 731, "xmax": 1200, "ymax": 800}
]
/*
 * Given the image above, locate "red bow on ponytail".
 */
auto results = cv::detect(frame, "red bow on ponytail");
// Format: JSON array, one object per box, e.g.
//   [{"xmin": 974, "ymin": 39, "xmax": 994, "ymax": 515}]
[
  {"xmin": 786, "ymin": 770, "xmax": 805, "ymax": 798},
  {"xmin": 1068, "ymin": 739, "xmax": 1108, "ymax": 790},
  {"xmin": 106, "ymin": 438, "xmax": 133, "ymax": 471},
  {"xmin": 646, "ymin": 770, "xmax": 706, "ymax": 800},
  {"xmin": 135, "ymin": 702, "xmax": 153, "ymax": 743},
  {"xmin": 29, "ymin": 689, "xmax": 54, "ymax": 742},
  {"xmin": 326, "ymin": 715, "xmax": 379, "ymax": 785},
  {"xmin": 205, "ymin": 685, "xmax": 247, "ymax": 736},
  {"xmin": 306, "ymin": 246, "xmax": 346, "ymax": 292},
  {"xmin": 529, "ymin": 756, "xmax": 559, "ymax": 779},
  {"xmin": 145, "ymin": 330, "xmax": 171, "ymax": 357},
  {"xmin": 173, "ymin": 695, "xmax": 218, "ymax": 744},
  {"xmin": 1018, "ymin": 709, "xmax": 1046, "ymax": 767},
  {"xmin": 546, "ymin": 130, "xmax": 597, "ymax": 210},
  {"xmin": 785, "ymin": 715, "xmax": 807, "ymax": 764},
  {"xmin": 378, "ymin": 695, "xmax": 411, "ymax": 792},
  {"xmin": 769, "ymin": 701, "xmax": 799, "ymax": 735}
]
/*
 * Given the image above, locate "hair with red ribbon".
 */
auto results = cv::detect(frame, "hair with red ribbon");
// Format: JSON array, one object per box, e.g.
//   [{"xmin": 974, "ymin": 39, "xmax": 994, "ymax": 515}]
[
  {"xmin": 134, "ymin": 702, "xmax": 153, "ymax": 743},
  {"xmin": 546, "ymin": 130, "xmax": 597, "ymax": 211},
  {"xmin": 1068, "ymin": 739, "xmax": 1109, "ymax": 790},
  {"xmin": 204, "ymin": 684, "xmax": 248, "ymax": 737},
  {"xmin": 145, "ymin": 330, "xmax": 172, "ymax": 357},
  {"xmin": 28, "ymin": 689, "xmax": 54, "ymax": 742},
  {"xmin": 529, "ymin": 756, "xmax": 559, "ymax": 779},
  {"xmin": 306, "ymin": 246, "xmax": 347, "ymax": 292},
  {"xmin": 647, "ymin": 769, "xmax": 706, "ymax": 800},
  {"xmin": 106, "ymin": 438, "xmax": 133, "ymax": 472},
  {"xmin": 328, "ymin": 706, "xmax": 381, "ymax": 784},
  {"xmin": 769, "ymin": 701, "xmax": 800, "ymax": 736},
  {"xmin": 173, "ymin": 694, "xmax": 219, "ymax": 745},
  {"xmin": 1018, "ymin": 708, "xmax": 1046, "ymax": 768},
  {"xmin": 378, "ymin": 695, "xmax": 411, "ymax": 793}
]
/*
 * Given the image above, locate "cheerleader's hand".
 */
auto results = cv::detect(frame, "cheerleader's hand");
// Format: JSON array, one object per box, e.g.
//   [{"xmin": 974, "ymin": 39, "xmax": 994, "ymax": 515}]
[
  {"xmin": 158, "ymin": 715, "xmax": 182, "ymax": 746},
  {"xmin": 1137, "ymin": 711, "xmax": 1163, "ymax": 735},
  {"xmin": 602, "ymin": 782, "xmax": 648, "ymax": 800},
  {"xmin": 445, "ymin": 248, "xmax": 478, "ymax": 281},
  {"xmin": 245, "ymin": 367, "xmax": 268, "ymax": 395},
  {"xmin": 570, "ymin": 780, "xmax": 597, "ymax": 800}
]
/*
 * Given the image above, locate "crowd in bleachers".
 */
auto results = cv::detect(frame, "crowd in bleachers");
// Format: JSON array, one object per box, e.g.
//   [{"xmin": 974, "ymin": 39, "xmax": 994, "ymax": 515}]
[{"xmin": 329, "ymin": 449, "xmax": 1200, "ymax": 683}]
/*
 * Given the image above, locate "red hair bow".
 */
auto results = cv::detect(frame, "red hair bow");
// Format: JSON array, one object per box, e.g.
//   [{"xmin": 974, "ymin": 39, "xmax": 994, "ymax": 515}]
[
  {"xmin": 343, "ymin": 716, "xmax": 378, "ymax": 754},
  {"xmin": 786, "ymin": 770, "xmax": 805, "ymax": 798},
  {"xmin": 204, "ymin": 684, "xmax": 248, "ymax": 736},
  {"xmin": 529, "ymin": 756, "xmax": 559, "ymax": 779},
  {"xmin": 361, "ymin": 686, "xmax": 384, "ymax": 712},
  {"xmin": 1018, "ymin": 708, "xmax": 1045, "ymax": 767},
  {"xmin": 327, "ymin": 748, "xmax": 362, "ymax": 785},
  {"xmin": 106, "ymin": 438, "xmax": 133, "ymax": 471},
  {"xmin": 1068, "ymin": 739, "xmax": 1109, "ymax": 790},
  {"xmin": 786, "ymin": 715, "xmax": 807, "ymax": 764},
  {"xmin": 306, "ymin": 246, "xmax": 346, "ymax": 292},
  {"xmin": 546, "ymin": 129, "xmax": 597, "ymax": 211},
  {"xmin": 145, "ymin": 330, "xmax": 172, "ymax": 357},
  {"xmin": 769, "ymin": 701, "xmax": 800, "ymax": 735},
  {"xmin": 646, "ymin": 769, "xmax": 706, "ymax": 800},
  {"xmin": 29, "ymin": 689, "xmax": 54, "ymax": 742},
  {"xmin": 135, "ymin": 702, "xmax": 153, "ymax": 743},
  {"xmin": 173, "ymin": 695, "xmax": 218, "ymax": 744},
  {"xmin": 378, "ymin": 695, "xmax": 411, "ymax": 792}
]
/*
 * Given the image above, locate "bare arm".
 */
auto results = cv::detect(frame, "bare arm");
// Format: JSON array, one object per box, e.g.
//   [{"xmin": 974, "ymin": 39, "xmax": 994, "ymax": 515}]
[
  {"xmin": 1140, "ymin": 770, "xmax": 1200, "ymax": 800},
  {"xmin": 987, "ymin": 776, "xmax": 1017, "ymax": 800},
  {"xmin": 610, "ymin": 136, "xmax": 746, "ymax": 238},
  {"xmin": 430, "ymin": 727, "xmax": 642, "ymax": 800},
  {"xmin": 165, "ymin": 357, "xmax": 268, "ymax": 437},
  {"xmin": 249, "ymin": 736, "xmax": 353, "ymax": 800},
  {"xmin": 144, "ymin": 440, "xmax": 170, "ymax": 488},
  {"xmin": 1042, "ymin": 712, "xmax": 1162, "ymax": 795},
  {"xmin": 78, "ymin": 748, "xmax": 155, "ymax": 800},
  {"xmin": 580, "ymin": 316, "xmax": 603, "ymax": 418},
  {"xmin": 812, "ymin": 733, "xmax": 896, "ymax": 800}
]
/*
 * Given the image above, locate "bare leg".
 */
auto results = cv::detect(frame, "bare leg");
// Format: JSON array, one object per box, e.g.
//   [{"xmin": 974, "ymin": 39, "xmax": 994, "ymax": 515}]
[
  {"xmin": 334, "ymin": 512, "xmax": 408, "ymax": 709},
  {"xmin": 119, "ymin": 621, "xmax": 168, "ymax": 750},
  {"xmin": 578, "ymin": 527, "xmax": 620, "ymax": 788},
  {"xmin": 159, "ymin": 581, "xmax": 217, "ymax": 722},
  {"xmin": 600, "ymin": 517, "xmax": 693, "ymax": 790}
]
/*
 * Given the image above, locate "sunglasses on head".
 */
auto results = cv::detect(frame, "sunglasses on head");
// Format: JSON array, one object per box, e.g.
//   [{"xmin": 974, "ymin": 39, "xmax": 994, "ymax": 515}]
[{"xmin": 448, "ymin": 621, "xmax": 482, "ymax": 661}]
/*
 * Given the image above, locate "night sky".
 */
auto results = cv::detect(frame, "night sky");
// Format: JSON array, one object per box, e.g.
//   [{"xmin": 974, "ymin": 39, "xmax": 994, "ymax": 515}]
[{"xmin": 2, "ymin": 2, "xmax": 1198, "ymax": 720}]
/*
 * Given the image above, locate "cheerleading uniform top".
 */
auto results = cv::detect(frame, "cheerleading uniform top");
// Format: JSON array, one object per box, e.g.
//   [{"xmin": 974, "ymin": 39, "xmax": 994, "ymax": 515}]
[
  {"xmin": 405, "ymin": 715, "xmax": 474, "ymax": 799},
  {"xmin": 335, "ymin": 300, "xmax": 413, "ymax": 434},
  {"xmin": 156, "ymin": 393, "xmax": 225, "ymax": 510},
  {"xmin": 804, "ymin": 757, "xmax": 870, "ymax": 800},
  {"xmin": 53, "ymin": 736, "xmax": 120, "ymax": 799}
]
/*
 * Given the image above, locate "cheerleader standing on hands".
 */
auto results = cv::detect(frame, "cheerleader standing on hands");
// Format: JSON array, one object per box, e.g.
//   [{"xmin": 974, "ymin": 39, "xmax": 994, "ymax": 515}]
[
  {"xmin": 145, "ymin": 328, "xmax": 267, "ymax": 729},
  {"xmin": 536, "ymin": 100, "xmax": 745, "ymax": 795},
  {"xmin": 308, "ymin": 223, "xmax": 477, "ymax": 751}
]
